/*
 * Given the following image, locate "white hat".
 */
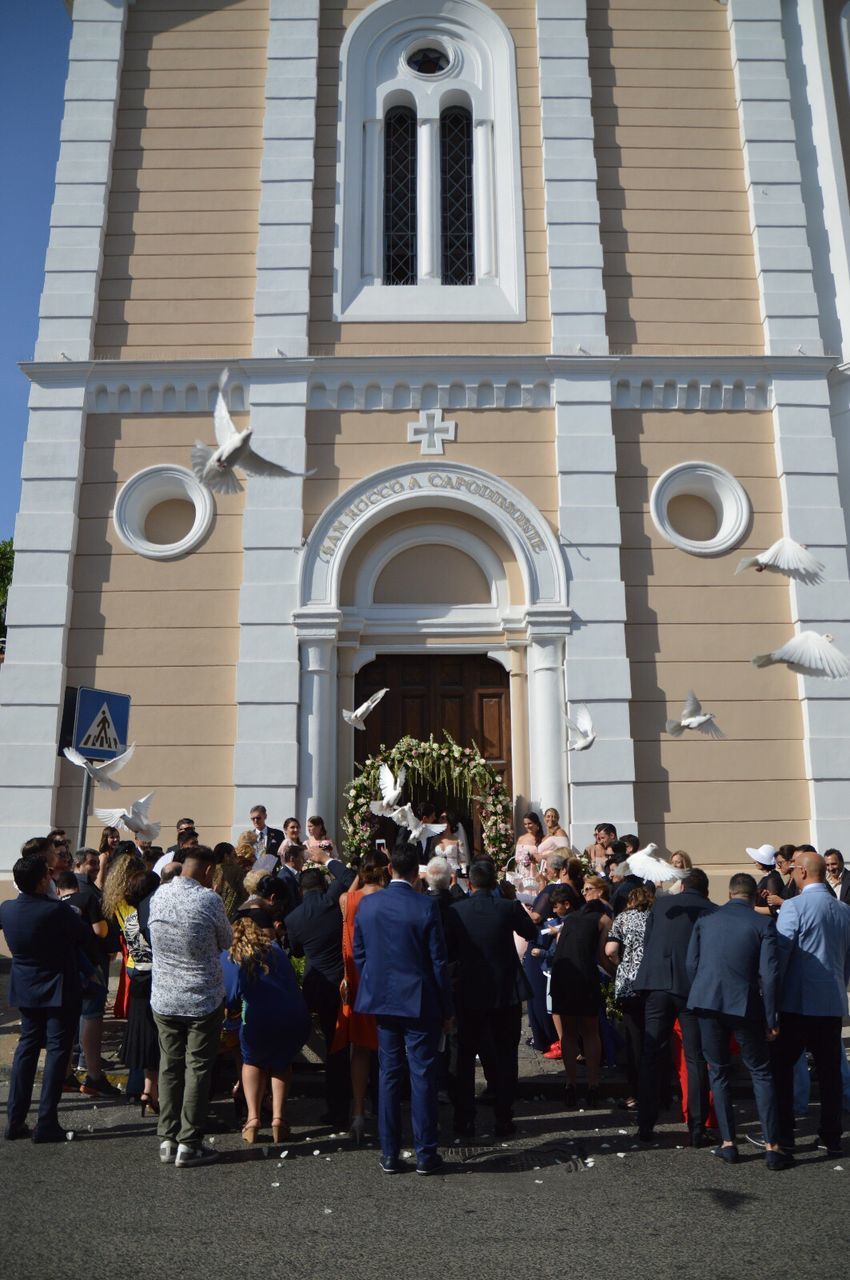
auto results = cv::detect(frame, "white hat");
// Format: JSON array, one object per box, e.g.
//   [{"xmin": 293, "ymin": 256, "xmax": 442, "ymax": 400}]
[{"xmin": 745, "ymin": 844, "xmax": 777, "ymax": 868}]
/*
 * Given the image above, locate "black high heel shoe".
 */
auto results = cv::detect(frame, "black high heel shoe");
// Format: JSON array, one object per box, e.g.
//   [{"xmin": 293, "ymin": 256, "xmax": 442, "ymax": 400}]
[{"xmin": 140, "ymin": 1094, "xmax": 160, "ymax": 1117}]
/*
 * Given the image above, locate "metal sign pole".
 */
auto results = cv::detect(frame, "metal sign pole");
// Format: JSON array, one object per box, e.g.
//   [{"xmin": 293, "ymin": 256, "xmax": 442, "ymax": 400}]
[{"xmin": 77, "ymin": 771, "xmax": 92, "ymax": 849}]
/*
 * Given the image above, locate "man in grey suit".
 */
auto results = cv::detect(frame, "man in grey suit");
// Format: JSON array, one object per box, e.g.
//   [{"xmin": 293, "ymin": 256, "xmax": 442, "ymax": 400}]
[{"xmin": 687, "ymin": 872, "xmax": 789, "ymax": 1170}]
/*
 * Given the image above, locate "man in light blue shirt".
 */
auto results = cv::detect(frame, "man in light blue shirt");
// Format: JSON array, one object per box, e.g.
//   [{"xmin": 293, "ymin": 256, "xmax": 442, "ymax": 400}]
[{"xmin": 773, "ymin": 850, "xmax": 850, "ymax": 1156}]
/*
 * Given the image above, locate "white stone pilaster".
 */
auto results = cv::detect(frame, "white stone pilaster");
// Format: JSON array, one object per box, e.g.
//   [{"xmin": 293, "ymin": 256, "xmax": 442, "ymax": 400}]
[
  {"xmin": 36, "ymin": 0, "xmax": 127, "ymax": 361},
  {"xmin": 536, "ymin": 0, "xmax": 607, "ymax": 355},
  {"xmin": 253, "ymin": 0, "xmax": 320, "ymax": 358},
  {"xmin": 727, "ymin": 0, "xmax": 824, "ymax": 356},
  {"xmin": 0, "ymin": 0, "xmax": 128, "ymax": 863},
  {"xmin": 526, "ymin": 626, "xmax": 566, "ymax": 814},
  {"xmin": 232, "ymin": 378, "xmax": 310, "ymax": 837},
  {"xmin": 297, "ymin": 627, "xmax": 340, "ymax": 828},
  {"xmin": 557, "ymin": 375, "xmax": 636, "ymax": 847},
  {"xmin": 772, "ymin": 373, "xmax": 850, "ymax": 851}
]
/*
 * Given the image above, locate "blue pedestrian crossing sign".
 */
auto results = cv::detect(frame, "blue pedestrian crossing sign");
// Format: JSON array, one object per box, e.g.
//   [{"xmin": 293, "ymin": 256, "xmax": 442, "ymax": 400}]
[{"xmin": 72, "ymin": 686, "xmax": 131, "ymax": 762}]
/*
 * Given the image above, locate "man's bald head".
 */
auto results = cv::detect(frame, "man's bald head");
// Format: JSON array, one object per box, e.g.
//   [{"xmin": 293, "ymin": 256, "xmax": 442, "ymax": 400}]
[{"xmin": 790, "ymin": 849, "xmax": 825, "ymax": 885}]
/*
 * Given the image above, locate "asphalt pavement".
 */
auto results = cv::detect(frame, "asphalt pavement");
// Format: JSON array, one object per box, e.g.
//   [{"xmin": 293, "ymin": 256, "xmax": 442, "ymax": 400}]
[{"xmin": 1, "ymin": 1035, "xmax": 847, "ymax": 1280}]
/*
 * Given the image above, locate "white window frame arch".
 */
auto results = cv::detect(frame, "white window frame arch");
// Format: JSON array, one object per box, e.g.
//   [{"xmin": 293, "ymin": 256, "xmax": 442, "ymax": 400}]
[{"xmin": 334, "ymin": 0, "xmax": 526, "ymax": 322}]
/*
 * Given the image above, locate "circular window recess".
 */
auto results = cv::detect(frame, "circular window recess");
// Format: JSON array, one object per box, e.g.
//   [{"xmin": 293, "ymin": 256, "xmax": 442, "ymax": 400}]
[
  {"xmin": 650, "ymin": 462, "xmax": 751, "ymax": 557},
  {"xmin": 113, "ymin": 465, "xmax": 215, "ymax": 560},
  {"xmin": 405, "ymin": 41, "xmax": 454, "ymax": 77}
]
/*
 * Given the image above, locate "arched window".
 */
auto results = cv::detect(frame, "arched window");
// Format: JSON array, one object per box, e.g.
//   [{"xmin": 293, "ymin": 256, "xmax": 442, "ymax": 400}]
[
  {"xmin": 440, "ymin": 106, "xmax": 474, "ymax": 285},
  {"xmin": 335, "ymin": 0, "xmax": 525, "ymax": 322},
  {"xmin": 383, "ymin": 107, "xmax": 417, "ymax": 285}
]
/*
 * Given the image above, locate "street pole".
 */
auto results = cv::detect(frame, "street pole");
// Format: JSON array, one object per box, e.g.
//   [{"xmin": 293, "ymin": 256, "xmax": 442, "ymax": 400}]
[{"xmin": 77, "ymin": 771, "xmax": 92, "ymax": 848}]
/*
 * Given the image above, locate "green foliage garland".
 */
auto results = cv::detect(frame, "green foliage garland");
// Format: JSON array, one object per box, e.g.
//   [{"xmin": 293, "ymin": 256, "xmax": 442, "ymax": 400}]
[{"xmin": 342, "ymin": 732, "xmax": 514, "ymax": 864}]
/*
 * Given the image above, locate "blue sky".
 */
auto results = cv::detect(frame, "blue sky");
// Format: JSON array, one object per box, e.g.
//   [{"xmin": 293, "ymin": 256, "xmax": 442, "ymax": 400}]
[{"xmin": 0, "ymin": 2, "xmax": 71, "ymax": 539}]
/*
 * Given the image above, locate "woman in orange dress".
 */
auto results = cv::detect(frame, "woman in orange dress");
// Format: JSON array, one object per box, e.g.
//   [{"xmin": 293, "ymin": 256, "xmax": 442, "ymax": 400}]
[{"xmin": 332, "ymin": 849, "xmax": 389, "ymax": 1141}]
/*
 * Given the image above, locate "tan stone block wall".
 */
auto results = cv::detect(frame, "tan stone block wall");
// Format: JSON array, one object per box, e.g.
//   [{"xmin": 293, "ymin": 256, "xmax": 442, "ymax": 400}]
[
  {"xmin": 309, "ymin": 0, "xmax": 551, "ymax": 355},
  {"xmin": 304, "ymin": 409, "xmax": 557, "ymax": 535},
  {"xmin": 616, "ymin": 409, "xmax": 810, "ymax": 861},
  {"xmin": 94, "ymin": 0, "xmax": 268, "ymax": 358},
  {"xmin": 55, "ymin": 413, "xmax": 244, "ymax": 847},
  {"xmin": 589, "ymin": 0, "xmax": 763, "ymax": 355}
]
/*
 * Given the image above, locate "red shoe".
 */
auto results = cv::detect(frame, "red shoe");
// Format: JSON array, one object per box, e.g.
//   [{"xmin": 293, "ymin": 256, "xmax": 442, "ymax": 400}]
[{"xmin": 543, "ymin": 1042, "xmax": 562, "ymax": 1060}]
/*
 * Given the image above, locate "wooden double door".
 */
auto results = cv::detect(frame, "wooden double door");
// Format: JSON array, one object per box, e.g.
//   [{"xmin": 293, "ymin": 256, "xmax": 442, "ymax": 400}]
[{"xmin": 354, "ymin": 654, "xmax": 512, "ymax": 849}]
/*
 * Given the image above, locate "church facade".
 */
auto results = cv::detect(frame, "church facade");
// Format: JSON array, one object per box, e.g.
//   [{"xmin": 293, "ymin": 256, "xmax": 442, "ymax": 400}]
[{"xmin": 3, "ymin": 0, "xmax": 850, "ymax": 873}]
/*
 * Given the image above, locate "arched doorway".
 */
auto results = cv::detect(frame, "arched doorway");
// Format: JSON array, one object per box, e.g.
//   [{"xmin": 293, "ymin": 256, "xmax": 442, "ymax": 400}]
[{"xmin": 355, "ymin": 653, "xmax": 511, "ymax": 852}]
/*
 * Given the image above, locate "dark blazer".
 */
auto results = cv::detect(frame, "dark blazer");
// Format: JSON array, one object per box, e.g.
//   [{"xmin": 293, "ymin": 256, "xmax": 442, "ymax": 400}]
[
  {"xmin": 353, "ymin": 880, "xmax": 453, "ymax": 1021},
  {"xmin": 252, "ymin": 825, "xmax": 284, "ymax": 861},
  {"xmin": 612, "ymin": 874, "xmax": 645, "ymax": 917},
  {"xmin": 446, "ymin": 891, "xmax": 537, "ymax": 1010},
  {"xmin": 827, "ymin": 869, "xmax": 850, "ymax": 906},
  {"xmin": 686, "ymin": 898, "xmax": 779, "ymax": 1026},
  {"xmin": 632, "ymin": 889, "xmax": 717, "ymax": 999},
  {"xmin": 0, "ymin": 892, "xmax": 99, "ymax": 1009},
  {"xmin": 285, "ymin": 862, "xmax": 354, "ymax": 985}
]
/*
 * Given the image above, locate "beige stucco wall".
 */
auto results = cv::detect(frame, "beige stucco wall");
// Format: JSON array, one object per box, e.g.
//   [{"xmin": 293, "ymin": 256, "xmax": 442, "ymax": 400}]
[
  {"xmin": 616, "ymin": 409, "xmax": 810, "ymax": 861},
  {"xmin": 372, "ymin": 544, "xmax": 492, "ymax": 603},
  {"xmin": 55, "ymin": 413, "xmax": 244, "ymax": 846},
  {"xmin": 94, "ymin": 0, "xmax": 268, "ymax": 359},
  {"xmin": 305, "ymin": 409, "xmax": 557, "ymax": 535},
  {"xmin": 309, "ymin": 0, "xmax": 551, "ymax": 355},
  {"xmin": 589, "ymin": 0, "xmax": 763, "ymax": 355}
]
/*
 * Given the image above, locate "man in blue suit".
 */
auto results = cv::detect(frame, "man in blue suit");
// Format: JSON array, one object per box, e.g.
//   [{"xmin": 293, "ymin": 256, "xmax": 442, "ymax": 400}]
[
  {"xmin": 1, "ymin": 852, "xmax": 100, "ymax": 1143},
  {"xmin": 687, "ymin": 872, "xmax": 789, "ymax": 1170},
  {"xmin": 353, "ymin": 837, "xmax": 454, "ymax": 1174}
]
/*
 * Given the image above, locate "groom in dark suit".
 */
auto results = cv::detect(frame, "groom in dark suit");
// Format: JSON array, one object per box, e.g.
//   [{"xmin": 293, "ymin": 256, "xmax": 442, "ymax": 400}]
[
  {"xmin": 687, "ymin": 872, "xmax": 789, "ymax": 1170},
  {"xmin": 354, "ymin": 837, "xmax": 453, "ymax": 1174},
  {"xmin": 447, "ymin": 860, "xmax": 538, "ymax": 1136},
  {"xmin": 1, "ymin": 851, "xmax": 100, "ymax": 1142}
]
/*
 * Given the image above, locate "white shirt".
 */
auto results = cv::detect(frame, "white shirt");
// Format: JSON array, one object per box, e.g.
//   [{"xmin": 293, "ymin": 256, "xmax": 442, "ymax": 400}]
[{"xmin": 149, "ymin": 876, "xmax": 232, "ymax": 1018}]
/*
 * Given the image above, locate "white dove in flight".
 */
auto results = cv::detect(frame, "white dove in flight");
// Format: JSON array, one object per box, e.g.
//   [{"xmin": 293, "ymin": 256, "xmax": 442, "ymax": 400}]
[
  {"xmin": 369, "ymin": 762, "xmax": 407, "ymax": 816},
  {"xmin": 752, "ymin": 631, "xmax": 850, "ymax": 680},
  {"xmin": 342, "ymin": 687, "xmax": 389, "ymax": 731},
  {"xmin": 387, "ymin": 803, "xmax": 447, "ymax": 846},
  {"xmin": 622, "ymin": 845, "xmax": 687, "ymax": 884},
  {"xmin": 665, "ymin": 690, "xmax": 725, "ymax": 739},
  {"xmin": 191, "ymin": 368, "xmax": 314, "ymax": 495},
  {"xmin": 735, "ymin": 537, "xmax": 825, "ymax": 584},
  {"xmin": 566, "ymin": 703, "xmax": 595, "ymax": 751},
  {"xmin": 63, "ymin": 742, "xmax": 135, "ymax": 792},
  {"xmin": 94, "ymin": 791, "xmax": 161, "ymax": 841}
]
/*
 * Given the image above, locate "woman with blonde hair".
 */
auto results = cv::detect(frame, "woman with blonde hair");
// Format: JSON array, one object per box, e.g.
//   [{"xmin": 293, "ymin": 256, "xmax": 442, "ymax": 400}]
[
  {"xmin": 221, "ymin": 908, "xmax": 310, "ymax": 1143},
  {"xmin": 234, "ymin": 829, "xmax": 258, "ymax": 868},
  {"xmin": 665, "ymin": 850, "xmax": 692, "ymax": 895}
]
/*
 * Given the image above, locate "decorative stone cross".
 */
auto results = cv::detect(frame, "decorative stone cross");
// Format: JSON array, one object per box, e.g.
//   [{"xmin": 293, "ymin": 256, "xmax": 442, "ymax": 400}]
[{"xmin": 407, "ymin": 407, "xmax": 457, "ymax": 455}]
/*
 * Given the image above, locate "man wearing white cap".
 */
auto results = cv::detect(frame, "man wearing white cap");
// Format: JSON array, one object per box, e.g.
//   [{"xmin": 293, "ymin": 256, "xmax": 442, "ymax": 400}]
[{"xmin": 745, "ymin": 845, "xmax": 783, "ymax": 917}]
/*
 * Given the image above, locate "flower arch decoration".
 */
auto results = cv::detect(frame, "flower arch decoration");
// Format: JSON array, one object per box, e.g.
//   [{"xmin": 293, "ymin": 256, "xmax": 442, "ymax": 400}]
[{"xmin": 342, "ymin": 733, "xmax": 514, "ymax": 864}]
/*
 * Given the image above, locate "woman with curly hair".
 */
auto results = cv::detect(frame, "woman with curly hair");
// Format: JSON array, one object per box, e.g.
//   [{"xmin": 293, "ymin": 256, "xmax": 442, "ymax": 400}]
[
  {"xmin": 221, "ymin": 908, "xmax": 310, "ymax": 1144},
  {"xmin": 102, "ymin": 850, "xmax": 145, "ymax": 1025}
]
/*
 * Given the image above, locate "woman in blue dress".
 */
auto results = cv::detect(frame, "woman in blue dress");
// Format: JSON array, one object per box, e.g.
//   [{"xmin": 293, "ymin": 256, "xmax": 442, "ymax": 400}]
[{"xmin": 221, "ymin": 907, "xmax": 310, "ymax": 1144}]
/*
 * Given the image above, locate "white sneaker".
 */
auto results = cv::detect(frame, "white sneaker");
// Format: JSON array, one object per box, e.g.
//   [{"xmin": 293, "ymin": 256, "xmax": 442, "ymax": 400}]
[
  {"xmin": 159, "ymin": 1139, "xmax": 178, "ymax": 1164},
  {"xmin": 175, "ymin": 1141, "xmax": 219, "ymax": 1168}
]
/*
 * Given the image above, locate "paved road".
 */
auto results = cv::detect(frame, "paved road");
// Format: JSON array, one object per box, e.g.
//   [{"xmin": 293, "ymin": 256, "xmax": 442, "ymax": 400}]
[{"xmin": 1, "ymin": 1055, "xmax": 847, "ymax": 1280}]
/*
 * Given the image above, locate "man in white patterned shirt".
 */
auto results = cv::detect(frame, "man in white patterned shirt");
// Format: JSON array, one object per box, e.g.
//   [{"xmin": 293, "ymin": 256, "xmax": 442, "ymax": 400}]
[{"xmin": 149, "ymin": 844, "xmax": 232, "ymax": 1168}]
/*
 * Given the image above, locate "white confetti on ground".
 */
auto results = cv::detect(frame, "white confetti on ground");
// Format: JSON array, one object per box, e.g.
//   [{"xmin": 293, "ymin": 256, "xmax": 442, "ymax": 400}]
[
  {"xmin": 280, "ymin": 1150, "xmax": 289, "ymax": 1159},
  {"xmin": 271, "ymin": 1182, "xmax": 280, "ymax": 1188},
  {"xmin": 323, "ymin": 1208, "xmax": 333, "ymax": 1215},
  {"xmin": 834, "ymin": 1165, "xmax": 844, "ymax": 1171},
  {"xmin": 616, "ymin": 1153, "xmax": 626, "ymax": 1159},
  {"xmin": 534, "ymin": 1179, "xmax": 543, "ymax": 1184},
  {"xmin": 618, "ymin": 1129, "xmax": 626, "ymax": 1135},
  {"xmin": 313, "ymin": 1149, "xmax": 321, "ymax": 1156},
  {"xmin": 402, "ymin": 1150, "xmax": 413, "ymax": 1158}
]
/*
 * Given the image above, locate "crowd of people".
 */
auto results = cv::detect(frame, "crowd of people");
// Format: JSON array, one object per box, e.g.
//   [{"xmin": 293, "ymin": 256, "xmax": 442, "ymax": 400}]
[{"xmin": 1, "ymin": 807, "xmax": 849, "ymax": 1175}]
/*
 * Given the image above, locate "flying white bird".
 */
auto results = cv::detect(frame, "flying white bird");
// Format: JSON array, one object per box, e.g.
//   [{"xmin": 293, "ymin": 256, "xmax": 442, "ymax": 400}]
[
  {"xmin": 62, "ymin": 742, "xmax": 136, "ymax": 792},
  {"xmin": 369, "ymin": 762, "xmax": 407, "ymax": 816},
  {"xmin": 566, "ymin": 703, "xmax": 595, "ymax": 751},
  {"xmin": 342, "ymin": 687, "xmax": 389, "ymax": 731},
  {"xmin": 735, "ymin": 537, "xmax": 824, "ymax": 584},
  {"xmin": 94, "ymin": 792, "xmax": 161, "ymax": 841},
  {"xmin": 665, "ymin": 690, "xmax": 725, "ymax": 739},
  {"xmin": 622, "ymin": 845, "xmax": 687, "ymax": 884},
  {"xmin": 386, "ymin": 803, "xmax": 446, "ymax": 846},
  {"xmin": 752, "ymin": 630, "xmax": 850, "ymax": 680},
  {"xmin": 191, "ymin": 368, "xmax": 314, "ymax": 495}
]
